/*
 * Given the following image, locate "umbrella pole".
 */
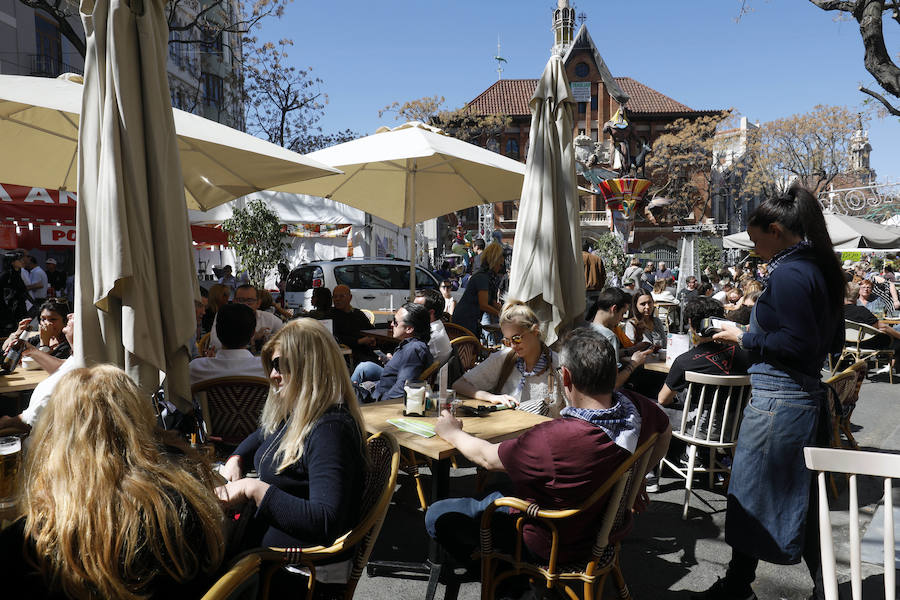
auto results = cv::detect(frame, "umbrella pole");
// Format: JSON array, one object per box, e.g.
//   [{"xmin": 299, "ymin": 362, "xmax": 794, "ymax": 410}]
[{"xmin": 408, "ymin": 161, "xmax": 417, "ymax": 302}]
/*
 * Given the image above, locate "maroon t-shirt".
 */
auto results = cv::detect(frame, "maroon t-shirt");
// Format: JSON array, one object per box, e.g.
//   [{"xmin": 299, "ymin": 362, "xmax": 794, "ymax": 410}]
[{"xmin": 497, "ymin": 391, "xmax": 668, "ymax": 563}]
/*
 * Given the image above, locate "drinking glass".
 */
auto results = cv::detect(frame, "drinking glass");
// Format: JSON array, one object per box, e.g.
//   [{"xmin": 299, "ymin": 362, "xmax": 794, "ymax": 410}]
[{"xmin": 0, "ymin": 436, "xmax": 22, "ymax": 509}]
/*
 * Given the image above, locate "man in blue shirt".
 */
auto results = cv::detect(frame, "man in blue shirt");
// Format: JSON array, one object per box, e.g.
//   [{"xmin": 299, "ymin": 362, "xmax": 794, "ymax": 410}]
[{"xmin": 351, "ymin": 302, "xmax": 433, "ymax": 401}]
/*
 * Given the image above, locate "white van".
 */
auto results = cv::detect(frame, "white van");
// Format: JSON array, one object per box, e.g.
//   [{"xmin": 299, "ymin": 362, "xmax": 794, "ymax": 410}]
[{"xmin": 284, "ymin": 258, "xmax": 444, "ymax": 322}]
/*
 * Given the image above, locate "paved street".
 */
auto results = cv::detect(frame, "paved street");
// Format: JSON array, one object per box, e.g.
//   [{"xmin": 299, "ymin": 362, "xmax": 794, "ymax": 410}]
[{"xmin": 357, "ymin": 373, "xmax": 899, "ymax": 600}]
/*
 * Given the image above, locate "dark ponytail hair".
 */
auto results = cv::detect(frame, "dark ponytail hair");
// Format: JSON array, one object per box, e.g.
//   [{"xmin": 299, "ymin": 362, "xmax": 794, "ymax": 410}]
[{"xmin": 748, "ymin": 184, "xmax": 844, "ymax": 310}]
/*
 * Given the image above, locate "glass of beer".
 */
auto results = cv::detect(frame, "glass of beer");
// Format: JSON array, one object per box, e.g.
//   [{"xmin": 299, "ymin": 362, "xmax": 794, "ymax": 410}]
[{"xmin": 0, "ymin": 436, "xmax": 22, "ymax": 509}]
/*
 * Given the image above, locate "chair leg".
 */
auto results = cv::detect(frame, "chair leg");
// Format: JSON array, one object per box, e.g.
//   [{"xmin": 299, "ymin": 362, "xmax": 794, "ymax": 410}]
[
  {"xmin": 612, "ymin": 555, "xmax": 632, "ymax": 600},
  {"xmin": 708, "ymin": 447, "xmax": 716, "ymax": 489},
  {"xmin": 683, "ymin": 445, "xmax": 697, "ymax": 520},
  {"xmin": 841, "ymin": 421, "xmax": 860, "ymax": 450}
]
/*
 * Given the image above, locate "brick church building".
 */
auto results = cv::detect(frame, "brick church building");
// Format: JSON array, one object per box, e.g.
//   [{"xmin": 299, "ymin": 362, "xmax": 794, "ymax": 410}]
[{"xmin": 462, "ymin": 0, "xmax": 720, "ymax": 256}]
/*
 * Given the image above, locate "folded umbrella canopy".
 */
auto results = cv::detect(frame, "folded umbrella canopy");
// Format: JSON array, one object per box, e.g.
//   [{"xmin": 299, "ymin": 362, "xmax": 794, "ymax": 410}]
[
  {"xmin": 288, "ymin": 121, "xmax": 527, "ymax": 297},
  {"xmin": 74, "ymin": 0, "xmax": 205, "ymax": 411},
  {"xmin": 507, "ymin": 54, "xmax": 585, "ymax": 345},
  {"xmin": 0, "ymin": 74, "xmax": 340, "ymax": 210}
]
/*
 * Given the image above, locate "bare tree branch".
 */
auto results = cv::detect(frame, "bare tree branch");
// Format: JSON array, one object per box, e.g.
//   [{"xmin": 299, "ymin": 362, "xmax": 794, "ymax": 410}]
[
  {"xmin": 859, "ymin": 84, "xmax": 900, "ymax": 114},
  {"xmin": 809, "ymin": 0, "xmax": 858, "ymax": 10}
]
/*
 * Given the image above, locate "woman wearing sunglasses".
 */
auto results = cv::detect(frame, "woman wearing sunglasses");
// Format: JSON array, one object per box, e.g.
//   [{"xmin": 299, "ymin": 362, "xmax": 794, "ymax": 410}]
[
  {"xmin": 216, "ymin": 319, "xmax": 368, "ymax": 576},
  {"xmin": 452, "ymin": 301, "xmax": 564, "ymax": 417}
]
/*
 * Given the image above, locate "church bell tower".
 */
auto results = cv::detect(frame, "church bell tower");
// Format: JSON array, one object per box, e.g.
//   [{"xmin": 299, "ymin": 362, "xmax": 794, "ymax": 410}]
[{"xmin": 552, "ymin": 0, "xmax": 575, "ymax": 55}]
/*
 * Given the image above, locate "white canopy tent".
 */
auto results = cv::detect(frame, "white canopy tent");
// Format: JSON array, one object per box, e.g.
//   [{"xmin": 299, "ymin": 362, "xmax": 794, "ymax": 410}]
[
  {"xmin": 189, "ymin": 191, "xmax": 412, "ymax": 287},
  {"xmin": 724, "ymin": 213, "xmax": 900, "ymax": 250}
]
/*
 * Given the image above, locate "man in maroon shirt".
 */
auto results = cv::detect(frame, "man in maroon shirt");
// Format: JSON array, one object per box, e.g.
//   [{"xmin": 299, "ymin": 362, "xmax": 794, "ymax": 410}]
[{"xmin": 425, "ymin": 328, "xmax": 671, "ymax": 566}]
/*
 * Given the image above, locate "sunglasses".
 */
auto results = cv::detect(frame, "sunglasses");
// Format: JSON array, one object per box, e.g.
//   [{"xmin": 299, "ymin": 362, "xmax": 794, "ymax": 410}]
[
  {"xmin": 500, "ymin": 334, "xmax": 524, "ymax": 347},
  {"xmin": 271, "ymin": 356, "xmax": 283, "ymax": 374}
]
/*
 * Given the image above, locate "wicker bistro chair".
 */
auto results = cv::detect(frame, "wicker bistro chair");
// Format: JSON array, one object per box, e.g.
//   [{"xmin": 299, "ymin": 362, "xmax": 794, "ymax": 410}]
[
  {"xmin": 237, "ymin": 432, "xmax": 401, "ymax": 600},
  {"xmin": 837, "ymin": 360, "xmax": 868, "ymax": 451},
  {"xmin": 443, "ymin": 322, "xmax": 478, "ymax": 341},
  {"xmin": 451, "ymin": 335, "xmax": 484, "ymax": 372},
  {"xmin": 660, "ymin": 372, "xmax": 752, "ymax": 520},
  {"xmin": 832, "ymin": 320, "xmax": 894, "ymax": 383},
  {"xmin": 191, "ymin": 376, "xmax": 270, "ymax": 450},
  {"xmin": 479, "ymin": 433, "xmax": 660, "ymax": 600},
  {"xmin": 201, "ymin": 552, "xmax": 264, "ymax": 600}
]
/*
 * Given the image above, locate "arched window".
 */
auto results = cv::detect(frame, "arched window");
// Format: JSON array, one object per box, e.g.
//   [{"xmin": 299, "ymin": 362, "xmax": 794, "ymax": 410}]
[{"xmin": 505, "ymin": 139, "xmax": 519, "ymax": 160}]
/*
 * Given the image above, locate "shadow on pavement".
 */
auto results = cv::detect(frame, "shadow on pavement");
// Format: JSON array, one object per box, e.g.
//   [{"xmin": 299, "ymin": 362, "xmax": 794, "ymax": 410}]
[{"xmin": 618, "ymin": 499, "xmax": 722, "ymax": 598}]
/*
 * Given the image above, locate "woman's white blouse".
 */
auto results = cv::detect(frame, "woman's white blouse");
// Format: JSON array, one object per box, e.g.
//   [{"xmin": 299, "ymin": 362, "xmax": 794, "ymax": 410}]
[{"xmin": 458, "ymin": 347, "xmax": 566, "ymax": 417}]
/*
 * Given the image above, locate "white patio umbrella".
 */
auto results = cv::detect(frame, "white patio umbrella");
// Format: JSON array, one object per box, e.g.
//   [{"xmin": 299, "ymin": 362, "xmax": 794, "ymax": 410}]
[
  {"xmin": 73, "ymin": 0, "xmax": 198, "ymax": 411},
  {"xmin": 287, "ymin": 121, "xmax": 527, "ymax": 297},
  {"xmin": 723, "ymin": 213, "xmax": 900, "ymax": 250},
  {"xmin": 0, "ymin": 74, "xmax": 340, "ymax": 210},
  {"xmin": 506, "ymin": 54, "xmax": 585, "ymax": 345}
]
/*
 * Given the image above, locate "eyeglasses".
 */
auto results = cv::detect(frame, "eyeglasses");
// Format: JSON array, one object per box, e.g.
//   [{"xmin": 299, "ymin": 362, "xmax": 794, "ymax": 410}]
[
  {"xmin": 271, "ymin": 357, "xmax": 282, "ymax": 374},
  {"xmin": 501, "ymin": 334, "xmax": 524, "ymax": 347},
  {"xmin": 234, "ymin": 296, "xmax": 257, "ymax": 305}
]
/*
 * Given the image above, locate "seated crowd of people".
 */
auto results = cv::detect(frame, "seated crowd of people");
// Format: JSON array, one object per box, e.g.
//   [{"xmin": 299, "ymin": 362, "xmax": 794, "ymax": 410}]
[{"xmin": 0, "ymin": 252, "xmax": 897, "ymax": 597}]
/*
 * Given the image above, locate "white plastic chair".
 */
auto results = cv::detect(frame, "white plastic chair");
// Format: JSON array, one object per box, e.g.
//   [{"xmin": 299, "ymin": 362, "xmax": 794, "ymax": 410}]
[
  {"xmin": 804, "ymin": 447, "xmax": 900, "ymax": 600},
  {"xmin": 660, "ymin": 371, "xmax": 751, "ymax": 519}
]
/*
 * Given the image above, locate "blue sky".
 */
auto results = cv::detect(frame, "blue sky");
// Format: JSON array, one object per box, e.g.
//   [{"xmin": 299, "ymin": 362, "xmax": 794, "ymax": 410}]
[{"xmin": 258, "ymin": 0, "xmax": 899, "ymax": 183}]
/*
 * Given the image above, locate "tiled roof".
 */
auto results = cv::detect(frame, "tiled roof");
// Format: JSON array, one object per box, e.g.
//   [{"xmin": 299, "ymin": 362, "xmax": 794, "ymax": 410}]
[
  {"xmin": 614, "ymin": 77, "xmax": 697, "ymax": 114},
  {"xmin": 467, "ymin": 77, "xmax": 716, "ymax": 117},
  {"xmin": 467, "ymin": 79, "xmax": 536, "ymax": 117}
]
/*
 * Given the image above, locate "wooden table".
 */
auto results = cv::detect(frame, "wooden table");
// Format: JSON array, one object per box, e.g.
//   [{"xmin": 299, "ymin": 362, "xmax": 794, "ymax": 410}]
[
  {"xmin": 361, "ymin": 398, "xmax": 549, "ymax": 600},
  {"xmin": 643, "ymin": 357, "xmax": 671, "ymax": 374},
  {"xmin": 0, "ymin": 368, "xmax": 49, "ymax": 394},
  {"xmin": 361, "ymin": 328, "xmax": 399, "ymax": 345},
  {"xmin": 360, "ymin": 398, "xmax": 549, "ymax": 461},
  {"xmin": 0, "ymin": 368, "xmax": 47, "ymax": 420}
]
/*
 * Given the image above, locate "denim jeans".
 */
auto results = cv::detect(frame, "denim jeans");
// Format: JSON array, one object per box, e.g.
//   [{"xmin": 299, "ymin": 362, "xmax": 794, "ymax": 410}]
[
  {"xmin": 351, "ymin": 361, "xmax": 383, "ymax": 384},
  {"xmin": 425, "ymin": 492, "xmax": 517, "ymax": 564},
  {"xmin": 725, "ymin": 371, "xmax": 823, "ymax": 564}
]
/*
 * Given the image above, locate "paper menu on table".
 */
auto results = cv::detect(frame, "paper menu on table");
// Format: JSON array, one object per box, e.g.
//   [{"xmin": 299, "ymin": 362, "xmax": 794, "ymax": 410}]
[{"xmin": 666, "ymin": 334, "xmax": 690, "ymax": 366}]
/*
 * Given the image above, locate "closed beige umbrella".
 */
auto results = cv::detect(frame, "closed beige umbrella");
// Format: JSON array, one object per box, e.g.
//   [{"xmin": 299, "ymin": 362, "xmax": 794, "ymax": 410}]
[
  {"xmin": 507, "ymin": 54, "xmax": 585, "ymax": 346},
  {"xmin": 74, "ymin": 0, "xmax": 196, "ymax": 410}
]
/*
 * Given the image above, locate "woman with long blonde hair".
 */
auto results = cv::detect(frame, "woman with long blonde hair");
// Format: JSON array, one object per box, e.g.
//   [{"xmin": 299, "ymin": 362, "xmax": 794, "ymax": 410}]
[
  {"xmin": 218, "ymin": 318, "xmax": 367, "ymax": 551},
  {"xmin": 0, "ymin": 365, "xmax": 224, "ymax": 599},
  {"xmin": 452, "ymin": 300, "xmax": 564, "ymax": 417},
  {"xmin": 202, "ymin": 283, "xmax": 230, "ymax": 333}
]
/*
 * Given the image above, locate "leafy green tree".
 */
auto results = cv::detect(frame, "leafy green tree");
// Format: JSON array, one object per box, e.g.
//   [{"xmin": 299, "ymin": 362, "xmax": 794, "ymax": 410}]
[
  {"xmin": 696, "ymin": 237, "xmax": 722, "ymax": 273},
  {"xmin": 593, "ymin": 233, "xmax": 626, "ymax": 283},
  {"xmin": 222, "ymin": 198, "xmax": 287, "ymax": 288}
]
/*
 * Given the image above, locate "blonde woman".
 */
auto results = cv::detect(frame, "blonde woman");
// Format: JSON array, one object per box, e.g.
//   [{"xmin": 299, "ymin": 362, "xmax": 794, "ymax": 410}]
[
  {"xmin": 451, "ymin": 241, "xmax": 504, "ymax": 337},
  {"xmin": 217, "ymin": 318, "xmax": 367, "ymax": 552},
  {"xmin": 0, "ymin": 365, "xmax": 224, "ymax": 598},
  {"xmin": 452, "ymin": 301, "xmax": 564, "ymax": 417},
  {"xmin": 203, "ymin": 283, "xmax": 230, "ymax": 333}
]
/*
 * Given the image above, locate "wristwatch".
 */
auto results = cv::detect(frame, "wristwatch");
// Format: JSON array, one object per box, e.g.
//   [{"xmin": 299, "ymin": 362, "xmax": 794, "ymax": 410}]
[
  {"xmin": 39, "ymin": 345, "xmax": 51, "ymax": 352},
  {"xmin": 736, "ymin": 332, "xmax": 745, "ymax": 349}
]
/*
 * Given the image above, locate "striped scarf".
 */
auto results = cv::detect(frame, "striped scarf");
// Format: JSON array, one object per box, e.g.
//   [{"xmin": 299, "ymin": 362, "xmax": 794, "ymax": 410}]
[
  {"xmin": 514, "ymin": 347, "xmax": 551, "ymax": 397},
  {"xmin": 560, "ymin": 392, "xmax": 642, "ymax": 453}
]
